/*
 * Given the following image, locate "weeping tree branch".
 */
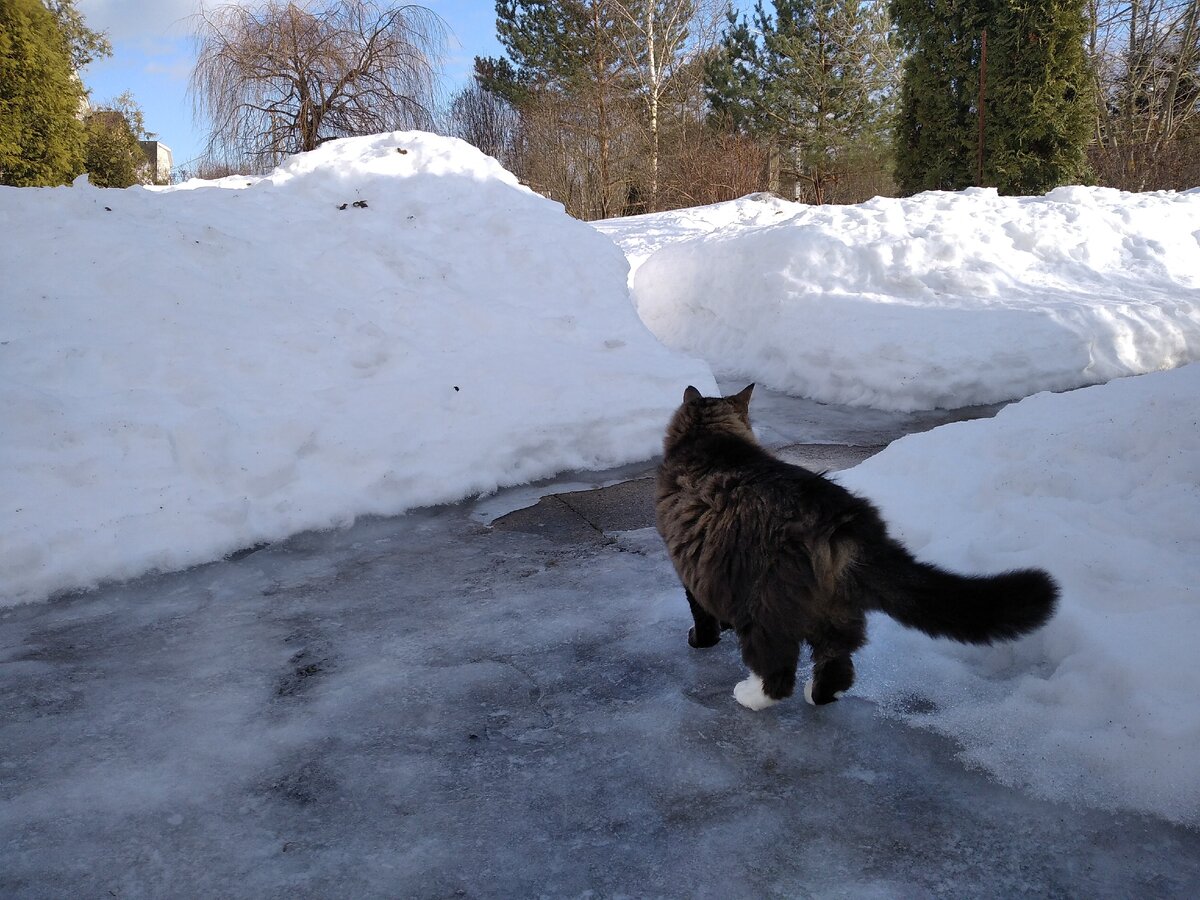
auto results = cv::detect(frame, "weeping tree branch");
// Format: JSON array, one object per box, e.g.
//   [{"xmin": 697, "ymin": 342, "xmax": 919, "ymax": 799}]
[{"xmin": 189, "ymin": 0, "xmax": 447, "ymax": 172}]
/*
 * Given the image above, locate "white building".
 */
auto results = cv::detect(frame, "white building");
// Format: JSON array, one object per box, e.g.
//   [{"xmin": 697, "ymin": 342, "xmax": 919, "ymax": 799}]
[{"xmin": 139, "ymin": 141, "xmax": 173, "ymax": 184}]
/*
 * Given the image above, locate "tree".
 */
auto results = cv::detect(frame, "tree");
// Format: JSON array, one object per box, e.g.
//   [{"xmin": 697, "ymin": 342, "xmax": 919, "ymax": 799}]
[
  {"xmin": 83, "ymin": 93, "xmax": 152, "ymax": 187},
  {"xmin": 189, "ymin": 0, "xmax": 448, "ymax": 171},
  {"xmin": 610, "ymin": 0, "xmax": 725, "ymax": 210},
  {"xmin": 1088, "ymin": 0, "xmax": 1200, "ymax": 189},
  {"xmin": 892, "ymin": 0, "xmax": 1093, "ymax": 195},
  {"xmin": 446, "ymin": 76, "xmax": 520, "ymax": 166},
  {"xmin": 985, "ymin": 0, "xmax": 1094, "ymax": 193},
  {"xmin": 890, "ymin": 0, "xmax": 980, "ymax": 192},
  {"xmin": 484, "ymin": 0, "xmax": 634, "ymax": 218},
  {"xmin": 44, "ymin": 0, "xmax": 112, "ymax": 69},
  {"xmin": 464, "ymin": 0, "xmax": 765, "ymax": 217},
  {"xmin": 705, "ymin": 0, "xmax": 897, "ymax": 204},
  {"xmin": 83, "ymin": 109, "xmax": 145, "ymax": 187},
  {"xmin": 0, "ymin": 0, "xmax": 86, "ymax": 186}
]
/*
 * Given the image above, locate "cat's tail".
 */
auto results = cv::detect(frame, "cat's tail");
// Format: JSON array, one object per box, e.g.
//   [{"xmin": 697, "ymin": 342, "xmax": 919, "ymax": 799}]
[{"xmin": 860, "ymin": 541, "xmax": 1058, "ymax": 644}]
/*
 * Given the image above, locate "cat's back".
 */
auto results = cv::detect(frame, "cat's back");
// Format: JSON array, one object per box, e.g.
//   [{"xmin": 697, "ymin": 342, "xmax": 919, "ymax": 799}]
[{"xmin": 656, "ymin": 435, "xmax": 852, "ymax": 541}]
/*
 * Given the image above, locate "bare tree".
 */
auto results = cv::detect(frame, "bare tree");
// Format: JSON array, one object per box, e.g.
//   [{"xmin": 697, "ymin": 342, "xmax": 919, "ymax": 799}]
[
  {"xmin": 1088, "ymin": 0, "xmax": 1200, "ymax": 189},
  {"xmin": 446, "ymin": 79, "xmax": 521, "ymax": 167},
  {"xmin": 190, "ymin": 0, "xmax": 447, "ymax": 171}
]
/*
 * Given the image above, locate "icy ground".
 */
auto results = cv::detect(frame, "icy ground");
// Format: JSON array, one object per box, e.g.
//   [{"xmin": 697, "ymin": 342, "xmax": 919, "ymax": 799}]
[{"xmin": 2, "ymin": 391, "xmax": 1198, "ymax": 898}]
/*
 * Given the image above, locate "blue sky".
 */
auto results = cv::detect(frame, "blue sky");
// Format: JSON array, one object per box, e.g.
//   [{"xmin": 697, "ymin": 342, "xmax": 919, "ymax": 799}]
[{"xmin": 75, "ymin": 1, "xmax": 505, "ymax": 173}]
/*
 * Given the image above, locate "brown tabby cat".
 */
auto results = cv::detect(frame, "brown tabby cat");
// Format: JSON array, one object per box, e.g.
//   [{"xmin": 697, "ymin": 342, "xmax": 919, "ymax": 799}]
[{"xmin": 655, "ymin": 384, "xmax": 1058, "ymax": 710}]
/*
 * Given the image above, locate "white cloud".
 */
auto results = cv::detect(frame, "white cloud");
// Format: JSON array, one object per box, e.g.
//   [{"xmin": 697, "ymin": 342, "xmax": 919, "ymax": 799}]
[{"xmin": 76, "ymin": 1, "xmax": 227, "ymax": 41}]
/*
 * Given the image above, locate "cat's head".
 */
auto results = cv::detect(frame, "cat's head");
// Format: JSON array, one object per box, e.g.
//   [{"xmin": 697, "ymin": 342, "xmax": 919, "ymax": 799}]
[{"xmin": 664, "ymin": 384, "xmax": 756, "ymax": 453}]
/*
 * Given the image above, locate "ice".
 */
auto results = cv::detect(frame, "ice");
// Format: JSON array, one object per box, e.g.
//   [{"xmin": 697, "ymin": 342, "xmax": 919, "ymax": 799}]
[{"xmin": 2, "ymin": 470, "xmax": 1198, "ymax": 896}]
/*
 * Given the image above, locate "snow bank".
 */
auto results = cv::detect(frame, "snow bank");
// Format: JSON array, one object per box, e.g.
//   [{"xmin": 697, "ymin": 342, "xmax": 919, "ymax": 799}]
[
  {"xmin": 604, "ymin": 188, "xmax": 1200, "ymax": 410},
  {"xmin": 0, "ymin": 131, "xmax": 714, "ymax": 606},
  {"xmin": 838, "ymin": 364, "xmax": 1200, "ymax": 826},
  {"xmin": 594, "ymin": 192, "xmax": 798, "ymax": 281}
]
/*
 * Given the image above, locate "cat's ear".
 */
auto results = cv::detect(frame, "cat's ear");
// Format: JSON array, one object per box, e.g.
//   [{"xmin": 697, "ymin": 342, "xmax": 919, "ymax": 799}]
[
  {"xmin": 683, "ymin": 385, "xmax": 703, "ymax": 403},
  {"xmin": 731, "ymin": 383, "xmax": 755, "ymax": 409}
]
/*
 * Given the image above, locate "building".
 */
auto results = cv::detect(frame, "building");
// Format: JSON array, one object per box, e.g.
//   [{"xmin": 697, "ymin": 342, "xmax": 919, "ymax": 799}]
[{"xmin": 139, "ymin": 141, "xmax": 173, "ymax": 184}]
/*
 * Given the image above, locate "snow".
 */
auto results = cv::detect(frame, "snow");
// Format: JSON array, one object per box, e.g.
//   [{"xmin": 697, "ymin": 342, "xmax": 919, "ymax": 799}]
[
  {"xmin": 839, "ymin": 364, "xmax": 1200, "ymax": 827},
  {"xmin": 3, "ymin": 137, "xmax": 1198, "ymax": 837},
  {"xmin": 597, "ymin": 188, "xmax": 1200, "ymax": 411},
  {"xmin": 0, "ymin": 131, "xmax": 714, "ymax": 607}
]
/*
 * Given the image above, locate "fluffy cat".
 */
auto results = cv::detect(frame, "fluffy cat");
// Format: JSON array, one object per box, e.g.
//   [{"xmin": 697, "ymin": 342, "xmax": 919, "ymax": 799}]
[{"xmin": 655, "ymin": 384, "xmax": 1058, "ymax": 710}]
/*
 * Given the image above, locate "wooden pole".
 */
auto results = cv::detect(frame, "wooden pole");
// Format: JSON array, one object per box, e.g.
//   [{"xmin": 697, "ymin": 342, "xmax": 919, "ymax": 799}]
[{"xmin": 977, "ymin": 27, "xmax": 988, "ymax": 186}]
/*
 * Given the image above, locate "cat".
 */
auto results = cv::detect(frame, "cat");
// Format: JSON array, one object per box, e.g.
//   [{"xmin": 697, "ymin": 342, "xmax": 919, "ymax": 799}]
[{"xmin": 655, "ymin": 384, "xmax": 1059, "ymax": 711}]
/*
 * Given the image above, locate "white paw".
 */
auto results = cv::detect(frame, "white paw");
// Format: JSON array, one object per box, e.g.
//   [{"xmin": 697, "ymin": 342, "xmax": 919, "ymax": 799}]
[{"xmin": 733, "ymin": 674, "xmax": 779, "ymax": 711}]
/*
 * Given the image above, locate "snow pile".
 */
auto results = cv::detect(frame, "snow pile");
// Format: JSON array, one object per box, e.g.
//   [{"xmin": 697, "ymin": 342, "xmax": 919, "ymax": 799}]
[
  {"xmin": 594, "ymin": 192, "xmax": 798, "ymax": 281},
  {"xmin": 0, "ymin": 131, "xmax": 714, "ymax": 606},
  {"xmin": 838, "ymin": 364, "xmax": 1200, "ymax": 826},
  {"xmin": 603, "ymin": 188, "xmax": 1200, "ymax": 410}
]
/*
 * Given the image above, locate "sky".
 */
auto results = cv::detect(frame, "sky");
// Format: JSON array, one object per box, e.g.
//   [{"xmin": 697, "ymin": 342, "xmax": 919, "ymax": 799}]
[{"xmin": 74, "ymin": 0, "xmax": 505, "ymax": 174}]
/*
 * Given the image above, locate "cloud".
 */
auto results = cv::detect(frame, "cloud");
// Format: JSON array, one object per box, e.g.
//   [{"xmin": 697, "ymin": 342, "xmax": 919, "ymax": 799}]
[
  {"xmin": 145, "ymin": 57, "xmax": 194, "ymax": 80},
  {"xmin": 76, "ymin": 1, "xmax": 227, "ymax": 41}
]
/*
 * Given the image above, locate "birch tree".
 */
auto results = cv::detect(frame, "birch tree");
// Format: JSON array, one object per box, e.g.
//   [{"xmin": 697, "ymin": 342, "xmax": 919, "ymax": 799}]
[{"xmin": 610, "ymin": 0, "xmax": 725, "ymax": 210}]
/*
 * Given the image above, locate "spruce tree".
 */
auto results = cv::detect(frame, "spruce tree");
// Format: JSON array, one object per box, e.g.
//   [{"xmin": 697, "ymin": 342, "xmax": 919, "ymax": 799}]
[{"xmin": 0, "ymin": 0, "xmax": 86, "ymax": 186}]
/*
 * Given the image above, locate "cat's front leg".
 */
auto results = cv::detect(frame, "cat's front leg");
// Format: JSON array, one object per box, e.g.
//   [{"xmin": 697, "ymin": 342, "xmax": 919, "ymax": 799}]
[{"xmin": 685, "ymin": 588, "xmax": 721, "ymax": 648}]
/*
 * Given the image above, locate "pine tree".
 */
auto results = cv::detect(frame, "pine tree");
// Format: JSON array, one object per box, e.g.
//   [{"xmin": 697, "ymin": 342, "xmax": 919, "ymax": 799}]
[
  {"xmin": 704, "ymin": 0, "xmax": 896, "ymax": 203},
  {"xmin": 704, "ymin": 7, "xmax": 763, "ymax": 133},
  {"xmin": 0, "ymin": 0, "xmax": 87, "ymax": 186},
  {"xmin": 483, "ymin": 0, "xmax": 632, "ymax": 218},
  {"xmin": 891, "ymin": 0, "xmax": 1092, "ymax": 195}
]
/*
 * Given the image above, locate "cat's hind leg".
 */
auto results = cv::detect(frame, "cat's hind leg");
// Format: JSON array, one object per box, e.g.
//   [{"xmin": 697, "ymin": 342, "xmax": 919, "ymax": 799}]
[
  {"xmin": 733, "ymin": 623, "xmax": 800, "ymax": 710},
  {"xmin": 686, "ymin": 589, "xmax": 722, "ymax": 649},
  {"xmin": 804, "ymin": 620, "xmax": 865, "ymax": 705}
]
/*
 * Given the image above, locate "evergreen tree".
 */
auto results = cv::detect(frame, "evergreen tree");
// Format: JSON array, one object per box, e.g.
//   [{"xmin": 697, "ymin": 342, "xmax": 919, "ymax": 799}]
[
  {"xmin": 984, "ymin": 0, "xmax": 1092, "ymax": 193},
  {"xmin": 704, "ymin": 0, "xmax": 896, "ymax": 203},
  {"xmin": 482, "ymin": 0, "xmax": 632, "ymax": 218},
  {"xmin": 83, "ymin": 106, "xmax": 146, "ymax": 188},
  {"xmin": 491, "ymin": 0, "xmax": 594, "ymax": 91},
  {"xmin": 704, "ymin": 7, "xmax": 763, "ymax": 133},
  {"xmin": 0, "ymin": 0, "xmax": 86, "ymax": 186},
  {"xmin": 44, "ymin": 0, "xmax": 112, "ymax": 69},
  {"xmin": 891, "ymin": 0, "xmax": 1092, "ymax": 195},
  {"xmin": 890, "ymin": 0, "xmax": 980, "ymax": 192}
]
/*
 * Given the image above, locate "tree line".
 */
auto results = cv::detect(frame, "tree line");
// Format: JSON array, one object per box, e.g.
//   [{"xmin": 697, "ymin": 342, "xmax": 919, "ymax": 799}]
[
  {"xmin": 451, "ymin": 0, "xmax": 1199, "ymax": 218},
  {"xmin": 4, "ymin": 0, "xmax": 1197, "ymax": 210}
]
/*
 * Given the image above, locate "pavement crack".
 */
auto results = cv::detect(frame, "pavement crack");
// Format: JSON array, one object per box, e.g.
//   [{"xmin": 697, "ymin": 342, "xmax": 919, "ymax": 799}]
[{"xmin": 552, "ymin": 494, "xmax": 610, "ymax": 541}]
